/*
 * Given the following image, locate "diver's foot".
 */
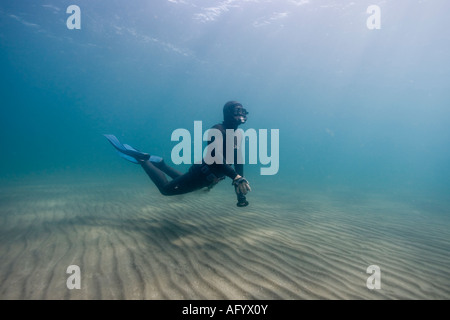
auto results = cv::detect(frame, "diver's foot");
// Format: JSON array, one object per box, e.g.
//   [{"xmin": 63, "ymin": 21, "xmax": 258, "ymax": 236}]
[
  {"xmin": 104, "ymin": 134, "xmax": 150, "ymax": 163},
  {"xmin": 118, "ymin": 144, "xmax": 149, "ymax": 164}
]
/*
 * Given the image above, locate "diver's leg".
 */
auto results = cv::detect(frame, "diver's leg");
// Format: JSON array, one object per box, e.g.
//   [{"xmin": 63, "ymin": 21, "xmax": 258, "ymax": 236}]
[
  {"xmin": 140, "ymin": 161, "xmax": 170, "ymax": 194},
  {"xmin": 151, "ymin": 159, "xmax": 183, "ymax": 179},
  {"xmin": 140, "ymin": 161, "xmax": 204, "ymax": 196},
  {"xmin": 161, "ymin": 170, "xmax": 206, "ymax": 195}
]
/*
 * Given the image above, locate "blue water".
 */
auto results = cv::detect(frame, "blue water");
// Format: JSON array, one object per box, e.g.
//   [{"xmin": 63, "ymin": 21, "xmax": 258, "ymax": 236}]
[
  {"xmin": 1, "ymin": 0, "xmax": 449, "ymax": 198},
  {"xmin": 1, "ymin": 0, "xmax": 450, "ymax": 301}
]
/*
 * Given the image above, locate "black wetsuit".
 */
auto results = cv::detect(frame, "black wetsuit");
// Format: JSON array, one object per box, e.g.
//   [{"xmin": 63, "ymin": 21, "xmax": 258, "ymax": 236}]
[{"xmin": 140, "ymin": 122, "xmax": 242, "ymax": 196}]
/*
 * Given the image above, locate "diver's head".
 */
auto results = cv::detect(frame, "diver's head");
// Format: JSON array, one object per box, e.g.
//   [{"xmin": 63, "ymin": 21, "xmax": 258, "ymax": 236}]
[{"xmin": 223, "ymin": 101, "xmax": 248, "ymax": 128}]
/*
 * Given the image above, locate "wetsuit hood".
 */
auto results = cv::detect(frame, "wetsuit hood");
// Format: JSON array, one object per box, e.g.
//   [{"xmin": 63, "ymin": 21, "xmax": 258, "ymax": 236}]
[{"xmin": 223, "ymin": 101, "xmax": 248, "ymax": 128}]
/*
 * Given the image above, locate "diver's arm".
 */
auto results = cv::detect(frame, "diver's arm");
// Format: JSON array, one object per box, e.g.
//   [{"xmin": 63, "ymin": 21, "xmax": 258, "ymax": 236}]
[
  {"xmin": 220, "ymin": 162, "xmax": 239, "ymax": 180},
  {"xmin": 218, "ymin": 138, "xmax": 242, "ymax": 179},
  {"xmin": 234, "ymin": 129, "xmax": 244, "ymax": 177},
  {"xmin": 234, "ymin": 144, "xmax": 243, "ymax": 176},
  {"xmin": 234, "ymin": 163, "xmax": 244, "ymax": 177},
  {"xmin": 231, "ymin": 130, "xmax": 250, "ymax": 206},
  {"xmin": 207, "ymin": 126, "xmax": 239, "ymax": 180}
]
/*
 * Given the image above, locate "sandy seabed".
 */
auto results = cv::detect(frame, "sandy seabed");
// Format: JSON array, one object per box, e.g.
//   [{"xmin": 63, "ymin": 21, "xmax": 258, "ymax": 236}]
[{"xmin": 0, "ymin": 176, "xmax": 449, "ymax": 300}]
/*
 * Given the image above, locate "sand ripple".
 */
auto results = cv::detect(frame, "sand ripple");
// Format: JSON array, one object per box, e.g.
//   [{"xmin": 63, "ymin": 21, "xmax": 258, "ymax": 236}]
[{"xmin": 0, "ymin": 179, "xmax": 449, "ymax": 299}]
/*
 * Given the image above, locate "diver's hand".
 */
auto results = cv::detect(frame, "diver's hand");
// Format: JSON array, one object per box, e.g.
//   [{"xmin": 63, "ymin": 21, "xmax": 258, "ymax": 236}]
[{"xmin": 232, "ymin": 176, "xmax": 251, "ymax": 195}]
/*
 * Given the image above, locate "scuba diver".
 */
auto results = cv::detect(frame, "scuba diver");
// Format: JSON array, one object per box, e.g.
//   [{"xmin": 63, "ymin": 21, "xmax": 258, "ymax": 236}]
[{"xmin": 104, "ymin": 101, "xmax": 251, "ymax": 207}]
